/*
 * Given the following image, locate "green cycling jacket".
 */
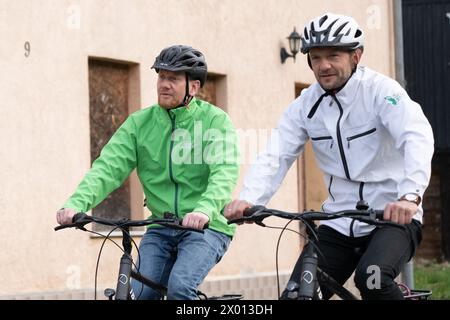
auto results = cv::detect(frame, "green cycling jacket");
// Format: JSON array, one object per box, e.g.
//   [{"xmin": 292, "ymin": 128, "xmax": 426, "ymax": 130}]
[{"xmin": 64, "ymin": 98, "xmax": 239, "ymax": 237}]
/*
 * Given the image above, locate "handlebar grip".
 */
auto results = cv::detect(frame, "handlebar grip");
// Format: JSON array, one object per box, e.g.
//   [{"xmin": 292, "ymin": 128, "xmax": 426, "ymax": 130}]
[
  {"xmin": 373, "ymin": 210, "xmax": 384, "ymax": 220},
  {"xmin": 72, "ymin": 212, "xmax": 88, "ymax": 223},
  {"xmin": 227, "ymin": 205, "xmax": 269, "ymax": 225},
  {"xmin": 170, "ymin": 219, "xmax": 206, "ymax": 233},
  {"xmin": 54, "ymin": 212, "xmax": 90, "ymax": 231},
  {"xmin": 164, "ymin": 211, "xmax": 208, "ymax": 231},
  {"xmin": 243, "ymin": 205, "xmax": 266, "ymax": 216}
]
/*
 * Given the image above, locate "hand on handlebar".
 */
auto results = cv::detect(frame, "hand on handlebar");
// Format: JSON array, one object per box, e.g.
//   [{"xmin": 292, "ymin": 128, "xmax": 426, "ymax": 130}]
[
  {"xmin": 55, "ymin": 210, "xmax": 209, "ymax": 233},
  {"xmin": 56, "ymin": 208, "xmax": 76, "ymax": 225},
  {"xmin": 383, "ymin": 200, "xmax": 418, "ymax": 225},
  {"xmin": 182, "ymin": 212, "xmax": 210, "ymax": 230},
  {"xmin": 224, "ymin": 200, "xmax": 253, "ymax": 224}
]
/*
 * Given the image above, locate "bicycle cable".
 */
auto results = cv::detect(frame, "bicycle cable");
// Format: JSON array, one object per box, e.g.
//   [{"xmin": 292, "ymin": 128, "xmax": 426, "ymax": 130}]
[
  {"xmin": 261, "ymin": 218, "xmax": 312, "ymax": 299},
  {"xmin": 77, "ymin": 223, "xmax": 143, "ymax": 300},
  {"xmin": 95, "ymin": 227, "xmax": 116, "ymax": 300},
  {"xmin": 261, "ymin": 216, "xmax": 330, "ymax": 298},
  {"xmin": 108, "ymin": 221, "xmax": 146, "ymax": 300},
  {"xmin": 275, "ymin": 219, "xmax": 295, "ymax": 299}
]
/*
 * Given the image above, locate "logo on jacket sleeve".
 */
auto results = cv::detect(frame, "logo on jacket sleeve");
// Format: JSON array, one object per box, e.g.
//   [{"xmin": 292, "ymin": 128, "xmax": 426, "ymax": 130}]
[{"xmin": 384, "ymin": 93, "xmax": 404, "ymax": 106}]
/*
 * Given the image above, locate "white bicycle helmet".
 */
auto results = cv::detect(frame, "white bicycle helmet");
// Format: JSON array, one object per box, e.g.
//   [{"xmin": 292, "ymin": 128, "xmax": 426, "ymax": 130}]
[{"xmin": 301, "ymin": 13, "xmax": 364, "ymax": 54}]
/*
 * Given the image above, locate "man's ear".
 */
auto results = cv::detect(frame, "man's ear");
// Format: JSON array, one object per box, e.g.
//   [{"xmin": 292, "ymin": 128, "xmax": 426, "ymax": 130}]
[
  {"xmin": 189, "ymin": 80, "xmax": 201, "ymax": 96},
  {"xmin": 352, "ymin": 48, "xmax": 363, "ymax": 65}
]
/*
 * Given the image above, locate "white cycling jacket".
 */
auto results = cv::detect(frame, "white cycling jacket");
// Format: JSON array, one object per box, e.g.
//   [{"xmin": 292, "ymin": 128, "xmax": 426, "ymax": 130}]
[{"xmin": 240, "ymin": 66, "xmax": 434, "ymax": 237}]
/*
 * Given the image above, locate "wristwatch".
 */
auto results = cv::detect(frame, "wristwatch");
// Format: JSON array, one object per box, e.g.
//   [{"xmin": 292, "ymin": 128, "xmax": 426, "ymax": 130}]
[{"xmin": 399, "ymin": 193, "xmax": 421, "ymax": 206}]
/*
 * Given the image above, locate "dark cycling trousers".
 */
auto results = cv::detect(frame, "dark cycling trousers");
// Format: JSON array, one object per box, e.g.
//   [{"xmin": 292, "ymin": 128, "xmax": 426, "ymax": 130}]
[{"xmin": 317, "ymin": 220, "xmax": 422, "ymax": 300}]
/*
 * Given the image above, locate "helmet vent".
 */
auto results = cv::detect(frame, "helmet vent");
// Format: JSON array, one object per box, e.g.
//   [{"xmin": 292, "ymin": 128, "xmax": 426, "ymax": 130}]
[
  {"xmin": 319, "ymin": 14, "xmax": 328, "ymax": 27},
  {"xmin": 333, "ymin": 21, "xmax": 349, "ymax": 37}
]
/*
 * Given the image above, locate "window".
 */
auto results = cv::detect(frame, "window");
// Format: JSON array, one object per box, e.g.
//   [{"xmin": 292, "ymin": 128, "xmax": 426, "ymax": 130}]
[
  {"xmin": 196, "ymin": 73, "xmax": 226, "ymax": 109},
  {"xmin": 88, "ymin": 58, "xmax": 142, "ymax": 228}
]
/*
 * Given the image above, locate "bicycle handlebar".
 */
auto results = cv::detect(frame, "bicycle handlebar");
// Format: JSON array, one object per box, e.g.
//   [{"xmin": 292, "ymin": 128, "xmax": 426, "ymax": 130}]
[
  {"xmin": 227, "ymin": 205, "xmax": 404, "ymax": 229},
  {"xmin": 54, "ymin": 212, "xmax": 207, "ymax": 233}
]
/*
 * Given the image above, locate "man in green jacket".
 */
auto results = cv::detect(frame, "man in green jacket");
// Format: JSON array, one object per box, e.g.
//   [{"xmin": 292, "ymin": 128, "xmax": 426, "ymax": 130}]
[{"xmin": 56, "ymin": 45, "xmax": 239, "ymax": 300}]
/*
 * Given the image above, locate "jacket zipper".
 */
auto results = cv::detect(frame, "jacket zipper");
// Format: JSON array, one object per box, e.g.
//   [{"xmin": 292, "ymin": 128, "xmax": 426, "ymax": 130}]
[
  {"xmin": 359, "ymin": 182, "xmax": 365, "ymax": 201},
  {"xmin": 349, "ymin": 219, "xmax": 355, "ymax": 238},
  {"xmin": 311, "ymin": 136, "xmax": 334, "ymax": 149},
  {"xmin": 328, "ymin": 176, "xmax": 335, "ymax": 202},
  {"xmin": 347, "ymin": 128, "xmax": 377, "ymax": 148},
  {"xmin": 311, "ymin": 136, "xmax": 332, "ymax": 141},
  {"xmin": 332, "ymin": 96, "xmax": 351, "ymax": 180},
  {"xmin": 350, "ymin": 182, "xmax": 365, "ymax": 238},
  {"xmin": 168, "ymin": 111, "xmax": 179, "ymax": 217}
]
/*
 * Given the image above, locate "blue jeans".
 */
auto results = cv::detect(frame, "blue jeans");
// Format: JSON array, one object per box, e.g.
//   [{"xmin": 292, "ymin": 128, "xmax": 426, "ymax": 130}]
[{"xmin": 131, "ymin": 227, "xmax": 231, "ymax": 300}]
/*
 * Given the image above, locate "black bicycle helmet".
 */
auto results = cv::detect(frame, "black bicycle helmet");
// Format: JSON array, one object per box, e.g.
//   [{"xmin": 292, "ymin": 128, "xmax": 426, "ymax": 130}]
[{"xmin": 152, "ymin": 45, "xmax": 208, "ymax": 87}]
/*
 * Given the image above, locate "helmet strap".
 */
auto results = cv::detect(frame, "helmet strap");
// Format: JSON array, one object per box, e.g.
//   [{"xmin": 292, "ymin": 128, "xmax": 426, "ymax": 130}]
[
  {"xmin": 182, "ymin": 73, "xmax": 193, "ymax": 108},
  {"xmin": 173, "ymin": 73, "xmax": 193, "ymax": 109}
]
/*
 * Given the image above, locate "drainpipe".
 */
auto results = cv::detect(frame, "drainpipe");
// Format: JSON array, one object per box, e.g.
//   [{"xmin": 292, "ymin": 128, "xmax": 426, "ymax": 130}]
[
  {"xmin": 394, "ymin": 0, "xmax": 406, "ymax": 87},
  {"xmin": 394, "ymin": 0, "xmax": 415, "ymax": 290}
]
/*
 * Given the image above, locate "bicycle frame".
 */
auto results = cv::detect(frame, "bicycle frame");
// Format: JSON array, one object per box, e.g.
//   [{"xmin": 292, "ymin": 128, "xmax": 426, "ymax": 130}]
[
  {"xmin": 281, "ymin": 218, "xmax": 358, "ymax": 300},
  {"xmin": 228, "ymin": 203, "xmax": 432, "ymax": 300},
  {"xmin": 55, "ymin": 213, "xmax": 242, "ymax": 300},
  {"xmin": 112, "ymin": 225, "xmax": 167, "ymax": 300},
  {"xmin": 55, "ymin": 214, "xmax": 186, "ymax": 300},
  {"xmin": 107, "ymin": 228, "xmax": 243, "ymax": 300}
]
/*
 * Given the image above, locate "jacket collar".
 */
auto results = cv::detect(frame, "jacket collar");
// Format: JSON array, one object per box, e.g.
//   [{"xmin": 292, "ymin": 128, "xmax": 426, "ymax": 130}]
[
  {"xmin": 320, "ymin": 66, "xmax": 363, "ymax": 106},
  {"xmin": 335, "ymin": 66, "xmax": 362, "ymax": 106},
  {"xmin": 159, "ymin": 97, "xmax": 199, "ymax": 123},
  {"xmin": 307, "ymin": 66, "xmax": 364, "ymax": 119}
]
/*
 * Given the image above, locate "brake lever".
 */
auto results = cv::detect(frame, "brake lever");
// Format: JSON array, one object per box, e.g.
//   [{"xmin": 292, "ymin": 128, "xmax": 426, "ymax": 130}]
[
  {"xmin": 54, "ymin": 223, "xmax": 78, "ymax": 231},
  {"xmin": 355, "ymin": 217, "xmax": 406, "ymax": 230},
  {"xmin": 251, "ymin": 211, "xmax": 272, "ymax": 227},
  {"xmin": 54, "ymin": 221, "xmax": 89, "ymax": 231},
  {"xmin": 227, "ymin": 217, "xmax": 246, "ymax": 224},
  {"xmin": 227, "ymin": 209, "xmax": 270, "ymax": 226}
]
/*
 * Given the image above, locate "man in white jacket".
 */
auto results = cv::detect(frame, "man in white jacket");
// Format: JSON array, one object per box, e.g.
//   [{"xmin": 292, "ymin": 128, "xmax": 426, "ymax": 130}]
[{"xmin": 225, "ymin": 13, "xmax": 434, "ymax": 299}]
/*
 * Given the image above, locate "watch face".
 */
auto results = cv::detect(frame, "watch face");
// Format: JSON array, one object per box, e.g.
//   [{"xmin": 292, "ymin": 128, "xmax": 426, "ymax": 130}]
[{"xmin": 404, "ymin": 194, "xmax": 419, "ymax": 204}]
